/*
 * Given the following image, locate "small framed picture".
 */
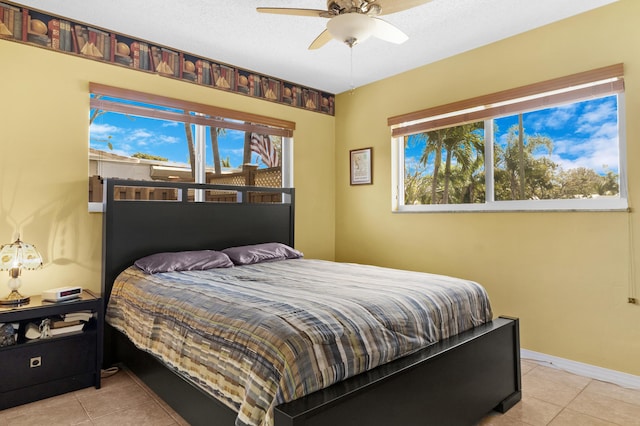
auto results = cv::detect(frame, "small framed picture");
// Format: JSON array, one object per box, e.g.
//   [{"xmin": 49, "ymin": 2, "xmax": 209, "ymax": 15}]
[{"xmin": 350, "ymin": 147, "xmax": 373, "ymax": 185}]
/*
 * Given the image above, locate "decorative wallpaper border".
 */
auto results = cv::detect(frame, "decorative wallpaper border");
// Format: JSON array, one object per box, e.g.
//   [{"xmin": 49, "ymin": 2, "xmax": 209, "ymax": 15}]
[{"xmin": 1, "ymin": 1, "xmax": 336, "ymax": 116}]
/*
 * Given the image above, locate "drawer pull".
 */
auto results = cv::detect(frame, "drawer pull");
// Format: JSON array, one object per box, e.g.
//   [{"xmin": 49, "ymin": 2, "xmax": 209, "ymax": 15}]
[{"xmin": 29, "ymin": 356, "xmax": 42, "ymax": 368}]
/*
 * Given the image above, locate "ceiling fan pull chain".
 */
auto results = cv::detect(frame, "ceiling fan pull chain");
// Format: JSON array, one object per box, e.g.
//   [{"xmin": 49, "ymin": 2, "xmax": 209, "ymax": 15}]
[{"xmin": 350, "ymin": 46, "xmax": 355, "ymax": 94}]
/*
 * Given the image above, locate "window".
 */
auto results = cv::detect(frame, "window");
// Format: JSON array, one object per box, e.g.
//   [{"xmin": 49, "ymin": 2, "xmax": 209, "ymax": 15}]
[
  {"xmin": 390, "ymin": 64, "xmax": 627, "ymax": 212},
  {"xmin": 88, "ymin": 84, "xmax": 294, "ymax": 210}
]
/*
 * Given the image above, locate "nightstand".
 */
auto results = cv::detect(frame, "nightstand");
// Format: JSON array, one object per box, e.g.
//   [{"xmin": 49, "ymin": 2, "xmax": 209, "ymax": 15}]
[{"xmin": 0, "ymin": 290, "xmax": 102, "ymax": 410}]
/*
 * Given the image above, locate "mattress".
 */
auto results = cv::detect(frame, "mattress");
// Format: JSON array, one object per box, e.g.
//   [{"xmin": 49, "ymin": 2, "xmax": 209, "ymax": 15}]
[{"xmin": 106, "ymin": 259, "xmax": 493, "ymax": 426}]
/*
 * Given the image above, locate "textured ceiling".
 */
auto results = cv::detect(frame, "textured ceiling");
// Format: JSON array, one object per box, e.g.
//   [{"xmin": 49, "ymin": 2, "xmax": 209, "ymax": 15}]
[{"xmin": 16, "ymin": 0, "xmax": 618, "ymax": 94}]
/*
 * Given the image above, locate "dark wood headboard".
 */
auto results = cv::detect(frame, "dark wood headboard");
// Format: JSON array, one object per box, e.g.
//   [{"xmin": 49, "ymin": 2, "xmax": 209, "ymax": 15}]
[{"xmin": 101, "ymin": 179, "xmax": 295, "ymax": 304}]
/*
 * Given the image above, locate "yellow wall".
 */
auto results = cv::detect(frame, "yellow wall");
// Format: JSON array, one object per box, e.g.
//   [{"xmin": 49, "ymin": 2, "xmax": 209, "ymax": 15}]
[
  {"xmin": 0, "ymin": 40, "xmax": 335, "ymax": 293},
  {"xmin": 335, "ymin": 0, "xmax": 640, "ymax": 375},
  {"xmin": 2, "ymin": 0, "xmax": 639, "ymax": 378}
]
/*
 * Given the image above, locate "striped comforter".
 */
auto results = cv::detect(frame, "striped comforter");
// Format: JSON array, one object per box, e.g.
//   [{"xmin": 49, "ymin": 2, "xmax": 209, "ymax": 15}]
[{"xmin": 106, "ymin": 259, "xmax": 493, "ymax": 426}]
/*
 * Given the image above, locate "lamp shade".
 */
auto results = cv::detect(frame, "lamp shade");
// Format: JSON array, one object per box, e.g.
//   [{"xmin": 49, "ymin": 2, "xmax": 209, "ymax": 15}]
[
  {"xmin": 327, "ymin": 13, "xmax": 377, "ymax": 46},
  {"xmin": 0, "ymin": 239, "xmax": 43, "ymax": 271}
]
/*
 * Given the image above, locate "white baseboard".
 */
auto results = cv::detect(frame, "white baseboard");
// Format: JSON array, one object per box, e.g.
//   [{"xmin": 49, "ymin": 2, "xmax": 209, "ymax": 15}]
[{"xmin": 521, "ymin": 349, "xmax": 640, "ymax": 390}]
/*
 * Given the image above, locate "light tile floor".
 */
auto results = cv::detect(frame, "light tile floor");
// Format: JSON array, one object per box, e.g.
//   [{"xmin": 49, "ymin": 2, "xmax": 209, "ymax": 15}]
[
  {"xmin": 1, "ymin": 359, "xmax": 639, "ymax": 425},
  {"xmin": 479, "ymin": 360, "xmax": 640, "ymax": 426}
]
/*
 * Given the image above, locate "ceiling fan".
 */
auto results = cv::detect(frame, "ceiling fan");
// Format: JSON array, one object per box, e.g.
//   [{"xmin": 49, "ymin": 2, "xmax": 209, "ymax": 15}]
[{"xmin": 257, "ymin": 0, "xmax": 432, "ymax": 49}]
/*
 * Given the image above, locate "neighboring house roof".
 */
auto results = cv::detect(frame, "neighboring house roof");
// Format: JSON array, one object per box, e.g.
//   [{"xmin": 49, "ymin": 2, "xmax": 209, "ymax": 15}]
[
  {"xmin": 89, "ymin": 148, "xmax": 141, "ymax": 163},
  {"xmin": 89, "ymin": 148, "xmax": 240, "ymax": 176}
]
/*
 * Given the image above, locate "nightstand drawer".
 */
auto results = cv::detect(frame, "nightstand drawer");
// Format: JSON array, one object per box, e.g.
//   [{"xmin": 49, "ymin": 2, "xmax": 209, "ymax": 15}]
[{"xmin": 0, "ymin": 331, "xmax": 96, "ymax": 393}]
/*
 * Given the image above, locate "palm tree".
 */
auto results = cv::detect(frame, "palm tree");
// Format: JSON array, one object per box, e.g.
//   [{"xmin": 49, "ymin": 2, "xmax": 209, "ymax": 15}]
[
  {"xmin": 415, "ymin": 122, "xmax": 483, "ymax": 204},
  {"xmin": 403, "ymin": 160, "xmax": 431, "ymax": 205},
  {"xmin": 426, "ymin": 131, "xmax": 444, "ymax": 203},
  {"xmin": 440, "ymin": 123, "xmax": 484, "ymax": 203},
  {"xmin": 497, "ymin": 123, "xmax": 553, "ymax": 200},
  {"xmin": 89, "ymin": 95, "xmax": 104, "ymax": 125},
  {"xmin": 518, "ymin": 114, "xmax": 525, "ymax": 199},
  {"xmin": 209, "ymin": 127, "xmax": 226, "ymax": 175},
  {"xmin": 243, "ymin": 130, "xmax": 252, "ymax": 166},
  {"xmin": 183, "ymin": 123, "xmax": 226, "ymax": 180},
  {"xmin": 413, "ymin": 131, "xmax": 443, "ymax": 203}
]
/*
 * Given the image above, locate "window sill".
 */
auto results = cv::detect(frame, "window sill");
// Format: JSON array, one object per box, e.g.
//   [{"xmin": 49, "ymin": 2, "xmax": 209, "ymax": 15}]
[
  {"xmin": 88, "ymin": 202, "xmax": 104, "ymax": 213},
  {"xmin": 393, "ymin": 198, "xmax": 629, "ymax": 213}
]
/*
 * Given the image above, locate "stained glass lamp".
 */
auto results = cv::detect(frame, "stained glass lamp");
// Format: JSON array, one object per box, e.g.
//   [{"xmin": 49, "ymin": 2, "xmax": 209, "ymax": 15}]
[{"xmin": 0, "ymin": 237, "xmax": 43, "ymax": 306}]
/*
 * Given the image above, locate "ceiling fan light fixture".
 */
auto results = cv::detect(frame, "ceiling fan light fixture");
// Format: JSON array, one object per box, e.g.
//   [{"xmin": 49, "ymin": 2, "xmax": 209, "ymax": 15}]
[{"xmin": 327, "ymin": 13, "xmax": 376, "ymax": 47}]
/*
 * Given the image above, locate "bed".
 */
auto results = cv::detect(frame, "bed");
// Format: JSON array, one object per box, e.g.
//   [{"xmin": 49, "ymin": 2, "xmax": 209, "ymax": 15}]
[{"xmin": 101, "ymin": 179, "xmax": 521, "ymax": 426}]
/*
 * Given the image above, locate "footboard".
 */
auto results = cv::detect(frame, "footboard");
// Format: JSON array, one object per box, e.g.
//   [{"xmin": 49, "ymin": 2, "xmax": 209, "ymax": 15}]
[
  {"xmin": 274, "ymin": 316, "xmax": 521, "ymax": 426},
  {"xmin": 111, "ymin": 317, "xmax": 520, "ymax": 426}
]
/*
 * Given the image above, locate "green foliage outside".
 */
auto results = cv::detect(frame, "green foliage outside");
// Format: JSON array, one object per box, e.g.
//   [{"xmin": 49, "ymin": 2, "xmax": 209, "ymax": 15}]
[
  {"xmin": 405, "ymin": 120, "xmax": 619, "ymax": 205},
  {"xmin": 132, "ymin": 152, "xmax": 169, "ymax": 161}
]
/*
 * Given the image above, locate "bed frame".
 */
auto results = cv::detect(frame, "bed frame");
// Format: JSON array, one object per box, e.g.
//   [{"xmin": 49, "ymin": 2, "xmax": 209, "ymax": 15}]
[{"xmin": 101, "ymin": 179, "xmax": 521, "ymax": 426}]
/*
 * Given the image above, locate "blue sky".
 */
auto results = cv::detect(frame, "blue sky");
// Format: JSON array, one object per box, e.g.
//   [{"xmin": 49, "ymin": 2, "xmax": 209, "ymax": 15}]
[
  {"xmin": 405, "ymin": 95, "xmax": 619, "ymax": 176},
  {"xmin": 91, "ymin": 94, "xmax": 619, "ymax": 175},
  {"xmin": 90, "ymin": 108, "xmax": 262, "ymax": 168}
]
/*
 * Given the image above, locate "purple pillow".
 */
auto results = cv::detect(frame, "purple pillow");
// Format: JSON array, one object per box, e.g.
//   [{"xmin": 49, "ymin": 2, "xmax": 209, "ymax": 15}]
[
  {"xmin": 134, "ymin": 250, "xmax": 233, "ymax": 274},
  {"xmin": 222, "ymin": 243, "xmax": 303, "ymax": 266}
]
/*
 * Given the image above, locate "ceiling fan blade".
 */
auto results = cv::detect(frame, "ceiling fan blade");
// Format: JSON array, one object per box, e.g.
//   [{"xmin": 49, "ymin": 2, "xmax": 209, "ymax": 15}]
[
  {"xmin": 256, "ymin": 7, "xmax": 326, "ymax": 18},
  {"xmin": 371, "ymin": 17, "xmax": 408, "ymax": 44},
  {"xmin": 308, "ymin": 29, "xmax": 333, "ymax": 50},
  {"xmin": 375, "ymin": 0, "xmax": 433, "ymax": 16}
]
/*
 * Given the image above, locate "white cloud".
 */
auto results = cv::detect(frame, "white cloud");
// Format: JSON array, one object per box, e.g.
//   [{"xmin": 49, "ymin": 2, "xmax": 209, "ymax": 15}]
[
  {"xmin": 543, "ymin": 111, "xmax": 572, "ymax": 130},
  {"xmin": 126, "ymin": 129, "xmax": 153, "ymax": 140},
  {"xmin": 551, "ymin": 134, "xmax": 619, "ymax": 174},
  {"xmin": 89, "ymin": 122, "xmax": 122, "ymax": 138},
  {"xmin": 157, "ymin": 135, "xmax": 180, "ymax": 144},
  {"xmin": 520, "ymin": 96, "xmax": 619, "ymax": 175},
  {"xmin": 527, "ymin": 103, "xmax": 576, "ymax": 132},
  {"xmin": 577, "ymin": 98, "xmax": 616, "ymax": 131},
  {"xmin": 119, "ymin": 129, "xmax": 180, "ymax": 149}
]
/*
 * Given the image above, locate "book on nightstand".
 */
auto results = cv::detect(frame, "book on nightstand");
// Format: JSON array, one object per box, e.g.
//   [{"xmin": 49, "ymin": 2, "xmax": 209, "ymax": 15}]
[
  {"xmin": 62, "ymin": 310, "xmax": 93, "ymax": 322},
  {"xmin": 48, "ymin": 322, "xmax": 84, "ymax": 336},
  {"xmin": 38, "ymin": 310, "xmax": 94, "ymax": 337}
]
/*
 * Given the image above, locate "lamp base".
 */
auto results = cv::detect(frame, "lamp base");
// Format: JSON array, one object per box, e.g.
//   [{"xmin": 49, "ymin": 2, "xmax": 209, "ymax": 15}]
[{"xmin": 0, "ymin": 290, "xmax": 30, "ymax": 306}]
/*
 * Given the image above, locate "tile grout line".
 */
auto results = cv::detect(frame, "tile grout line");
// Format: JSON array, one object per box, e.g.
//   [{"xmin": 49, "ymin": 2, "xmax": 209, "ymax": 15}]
[
  {"xmin": 72, "ymin": 392, "xmax": 95, "ymax": 424},
  {"xmin": 121, "ymin": 368, "xmax": 186, "ymax": 424},
  {"xmin": 545, "ymin": 377, "xmax": 593, "ymax": 426}
]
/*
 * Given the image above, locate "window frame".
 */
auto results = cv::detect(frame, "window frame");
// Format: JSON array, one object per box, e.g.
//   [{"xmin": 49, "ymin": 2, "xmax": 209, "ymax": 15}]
[
  {"xmin": 88, "ymin": 83, "xmax": 295, "ymax": 212},
  {"xmin": 390, "ymin": 65, "xmax": 628, "ymax": 213}
]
